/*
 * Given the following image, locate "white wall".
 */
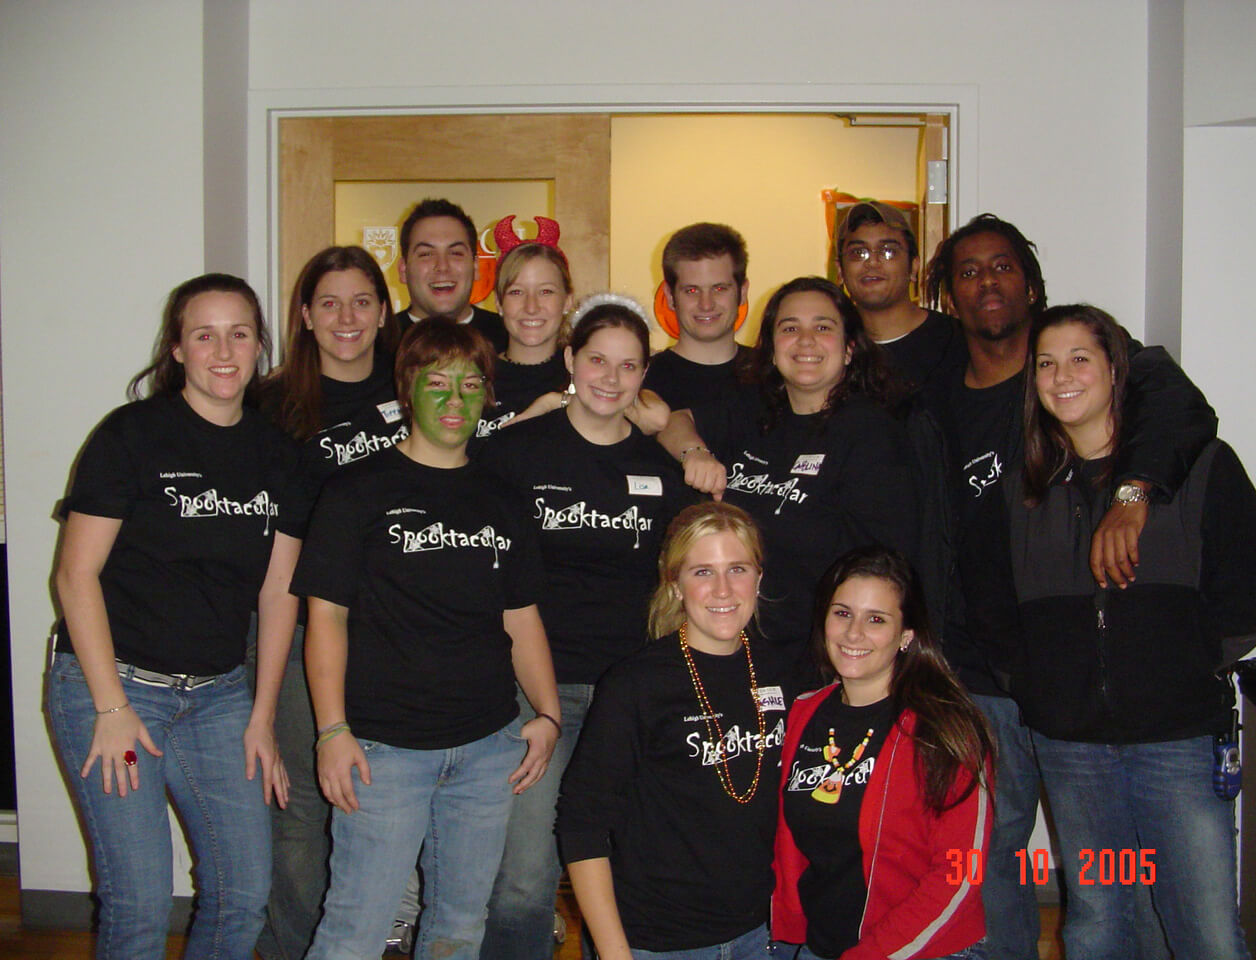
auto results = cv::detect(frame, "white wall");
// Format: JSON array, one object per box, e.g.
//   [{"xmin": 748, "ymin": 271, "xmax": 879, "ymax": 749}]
[
  {"xmin": 0, "ymin": 0, "xmax": 205, "ymax": 894},
  {"xmin": 2, "ymin": 0, "xmax": 1182, "ymax": 901},
  {"xmin": 1185, "ymin": 0, "xmax": 1256, "ymax": 125},
  {"xmin": 248, "ymin": 0, "xmax": 1154, "ymax": 334},
  {"xmin": 1181, "ymin": 0, "xmax": 1256, "ymax": 468},
  {"xmin": 203, "ymin": 0, "xmax": 250, "ymax": 276},
  {"xmin": 1181, "ymin": 127, "xmax": 1256, "ymax": 469},
  {"xmin": 1144, "ymin": 0, "xmax": 1184, "ymax": 355}
]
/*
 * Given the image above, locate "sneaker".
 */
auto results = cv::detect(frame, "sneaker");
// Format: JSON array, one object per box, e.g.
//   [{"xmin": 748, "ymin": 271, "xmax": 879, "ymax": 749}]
[{"xmin": 383, "ymin": 919, "xmax": 415, "ymax": 956}]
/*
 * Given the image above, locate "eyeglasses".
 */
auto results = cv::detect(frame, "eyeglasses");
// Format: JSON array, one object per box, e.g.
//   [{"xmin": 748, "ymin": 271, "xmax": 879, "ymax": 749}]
[{"xmin": 843, "ymin": 244, "xmax": 904, "ymax": 263}]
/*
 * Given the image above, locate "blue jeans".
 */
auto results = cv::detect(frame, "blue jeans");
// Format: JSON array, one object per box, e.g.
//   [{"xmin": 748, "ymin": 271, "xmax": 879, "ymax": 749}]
[
  {"xmin": 1032, "ymin": 733, "xmax": 1250, "ymax": 960},
  {"xmin": 253, "ymin": 625, "xmax": 330, "ymax": 960},
  {"xmin": 971, "ymin": 694, "xmax": 1041, "ymax": 960},
  {"xmin": 778, "ymin": 940, "xmax": 985, "ymax": 959},
  {"xmin": 47, "ymin": 653, "xmax": 270, "ymax": 960},
  {"xmin": 306, "ymin": 717, "xmax": 526, "ymax": 960},
  {"xmin": 479, "ymin": 682, "xmax": 595, "ymax": 960},
  {"xmin": 631, "ymin": 923, "xmax": 769, "ymax": 958}
]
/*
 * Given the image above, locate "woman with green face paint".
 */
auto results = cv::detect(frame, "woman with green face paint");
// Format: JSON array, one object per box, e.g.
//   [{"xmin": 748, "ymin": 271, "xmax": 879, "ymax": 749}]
[
  {"xmin": 478, "ymin": 294, "xmax": 693, "ymax": 960},
  {"xmin": 295, "ymin": 319, "xmax": 561, "ymax": 960}
]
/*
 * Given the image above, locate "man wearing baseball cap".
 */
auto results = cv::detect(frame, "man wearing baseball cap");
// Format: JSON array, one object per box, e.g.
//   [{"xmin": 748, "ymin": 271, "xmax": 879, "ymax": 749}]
[{"xmin": 833, "ymin": 200, "xmax": 966, "ymax": 398}]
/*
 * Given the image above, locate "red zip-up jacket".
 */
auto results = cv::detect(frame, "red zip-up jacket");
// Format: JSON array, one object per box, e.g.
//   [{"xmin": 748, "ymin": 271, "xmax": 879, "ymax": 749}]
[{"xmin": 772, "ymin": 685, "xmax": 989, "ymax": 960}]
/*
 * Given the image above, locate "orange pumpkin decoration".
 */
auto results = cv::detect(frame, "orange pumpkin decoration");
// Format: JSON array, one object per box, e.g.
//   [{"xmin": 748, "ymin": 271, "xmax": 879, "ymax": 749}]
[{"xmin": 468, "ymin": 225, "xmax": 498, "ymax": 306}]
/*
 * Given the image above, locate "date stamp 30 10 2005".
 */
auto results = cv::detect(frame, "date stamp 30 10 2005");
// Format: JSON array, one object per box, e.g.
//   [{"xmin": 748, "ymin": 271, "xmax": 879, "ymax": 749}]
[{"xmin": 944, "ymin": 848, "xmax": 1157, "ymax": 887}]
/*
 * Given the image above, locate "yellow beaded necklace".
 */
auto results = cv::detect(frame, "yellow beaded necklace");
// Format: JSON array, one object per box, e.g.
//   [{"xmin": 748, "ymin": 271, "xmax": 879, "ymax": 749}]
[{"xmin": 679, "ymin": 623, "xmax": 766, "ymax": 804}]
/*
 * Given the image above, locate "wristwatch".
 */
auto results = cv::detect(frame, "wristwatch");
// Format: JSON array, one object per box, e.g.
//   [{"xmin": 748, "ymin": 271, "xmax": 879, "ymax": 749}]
[{"xmin": 1112, "ymin": 482, "xmax": 1150, "ymax": 506}]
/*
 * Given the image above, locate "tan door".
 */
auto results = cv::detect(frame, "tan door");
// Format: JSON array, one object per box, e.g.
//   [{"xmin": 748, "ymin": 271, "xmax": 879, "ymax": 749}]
[{"xmin": 279, "ymin": 113, "xmax": 611, "ymax": 323}]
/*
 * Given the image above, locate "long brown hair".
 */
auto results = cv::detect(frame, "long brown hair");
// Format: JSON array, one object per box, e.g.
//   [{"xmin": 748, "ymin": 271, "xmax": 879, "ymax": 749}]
[
  {"xmin": 127, "ymin": 273, "xmax": 270, "ymax": 404},
  {"xmin": 262, "ymin": 246, "xmax": 399, "ymax": 440},
  {"xmin": 810, "ymin": 546, "xmax": 994, "ymax": 814},
  {"xmin": 1021, "ymin": 304, "xmax": 1129, "ymax": 506},
  {"xmin": 750, "ymin": 277, "xmax": 900, "ymax": 433},
  {"xmin": 648, "ymin": 502, "xmax": 764, "ymax": 639}
]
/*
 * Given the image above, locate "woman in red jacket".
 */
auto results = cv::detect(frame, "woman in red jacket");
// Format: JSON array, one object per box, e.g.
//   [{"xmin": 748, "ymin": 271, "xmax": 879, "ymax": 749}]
[{"xmin": 773, "ymin": 546, "xmax": 993, "ymax": 960}]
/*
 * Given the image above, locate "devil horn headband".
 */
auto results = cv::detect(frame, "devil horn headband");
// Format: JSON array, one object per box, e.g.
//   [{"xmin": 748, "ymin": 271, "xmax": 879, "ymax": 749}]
[{"xmin": 494, "ymin": 214, "xmax": 567, "ymax": 265}]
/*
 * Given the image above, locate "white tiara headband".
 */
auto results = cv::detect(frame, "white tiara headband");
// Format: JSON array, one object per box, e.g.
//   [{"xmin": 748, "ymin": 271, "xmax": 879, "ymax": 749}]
[{"xmin": 568, "ymin": 291, "xmax": 650, "ymax": 330}]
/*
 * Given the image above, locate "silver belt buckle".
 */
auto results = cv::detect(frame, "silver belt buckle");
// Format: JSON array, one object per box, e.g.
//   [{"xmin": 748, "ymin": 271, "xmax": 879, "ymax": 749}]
[{"xmin": 117, "ymin": 660, "xmax": 217, "ymax": 690}]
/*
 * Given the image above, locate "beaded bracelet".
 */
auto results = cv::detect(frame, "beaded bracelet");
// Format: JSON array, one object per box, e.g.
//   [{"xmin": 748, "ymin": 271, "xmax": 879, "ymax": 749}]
[{"xmin": 680, "ymin": 444, "xmax": 710, "ymax": 463}]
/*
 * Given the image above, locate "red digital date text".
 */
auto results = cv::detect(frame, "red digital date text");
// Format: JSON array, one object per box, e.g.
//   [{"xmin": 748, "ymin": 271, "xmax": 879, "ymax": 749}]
[{"xmin": 944, "ymin": 848, "xmax": 1156, "ymax": 886}]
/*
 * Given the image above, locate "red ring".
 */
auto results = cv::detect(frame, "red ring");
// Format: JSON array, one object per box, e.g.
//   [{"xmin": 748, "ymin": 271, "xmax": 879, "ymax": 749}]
[{"xmin": 123, "ymin": 750, "xmax": 138, "ymax": 766}]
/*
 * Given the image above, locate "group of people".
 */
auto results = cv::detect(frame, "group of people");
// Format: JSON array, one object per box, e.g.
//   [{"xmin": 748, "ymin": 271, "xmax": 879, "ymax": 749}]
[{"xmin": 45, "ymin": 195, "xmax": 1254, "ymax": 960}]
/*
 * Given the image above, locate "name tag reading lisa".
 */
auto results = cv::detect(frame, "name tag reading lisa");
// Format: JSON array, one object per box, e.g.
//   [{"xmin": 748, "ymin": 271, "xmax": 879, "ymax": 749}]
[{"xmin": 627, "ymin": 475, "xmax": 663, "ymax": 496}]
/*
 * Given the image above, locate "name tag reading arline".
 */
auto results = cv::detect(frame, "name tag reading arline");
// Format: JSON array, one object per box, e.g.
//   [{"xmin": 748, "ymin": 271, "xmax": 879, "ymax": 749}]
[{"xmin": 790, "ymin": 454, "xmax": 825, "ymax": 476}]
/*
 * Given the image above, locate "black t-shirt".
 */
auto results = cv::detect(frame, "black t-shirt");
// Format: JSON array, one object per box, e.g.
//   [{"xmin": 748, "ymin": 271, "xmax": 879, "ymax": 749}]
[
  {"xmin": 261, "ymin": 353, "xmax": 407, "ymax": 627},
  {"xmin": 477, "ymin": 410, "xmax": 693, "ymax": 684},
  {"xmin": 558, "ymin": 635, "xmax": 792, "ymax": 951},
  {"xmin": 878, "ymin": 309, "xmax": 967, "ymax": 410},
  {"xmin": 783, "ymin": 694, "xmax": 897, "ymax": 959},
  {"xmin": 641, "ymin": 345, "xmax": 753, "ymax": 413},
  {"xmin": 943, "ymin": 371, "xmax": 1025, "ymax": 535},
  {"xmin": 293, "ymin": 362, "xmax": 409, "ymax": 534},
  {"xmin": 693, "ymin": 392, "xmax": 919, "ymax": 659},
  {"xmin": 290, "ymin": 448, "xmax": 543, "ymax": 749},
  {"xmin": 473, "ymin": 352, "xmax": 567, "ymax": 445},
  {"xmin": 57, "ymin": 394, "xmax": 302, "ymax": 675},
  {"xmin": 399, "ymin": 304, "xmax": 508, "ymax": 354},
  {"xmin": 936, "ymin": 370, "xmax": 1025, "ymax": 694}
]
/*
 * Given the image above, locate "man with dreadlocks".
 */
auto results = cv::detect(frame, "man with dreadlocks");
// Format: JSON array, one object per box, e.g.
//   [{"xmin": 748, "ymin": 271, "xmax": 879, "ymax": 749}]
[{"xmin": 926, "ymin": 213, "xmax": 1217, "ymax": 959}]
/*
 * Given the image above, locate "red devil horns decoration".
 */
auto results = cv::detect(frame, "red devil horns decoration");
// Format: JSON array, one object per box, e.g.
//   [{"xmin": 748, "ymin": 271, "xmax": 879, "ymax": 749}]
[{"xmin": 494, "ymin": 215, "xmax": 567, "ymax": 264}]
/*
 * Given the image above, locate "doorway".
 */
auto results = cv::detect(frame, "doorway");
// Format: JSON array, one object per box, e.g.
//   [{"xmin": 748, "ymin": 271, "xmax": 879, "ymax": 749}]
[{"xmin": 278, "ymin": 111, "xmax": 950, "ymax": 349}]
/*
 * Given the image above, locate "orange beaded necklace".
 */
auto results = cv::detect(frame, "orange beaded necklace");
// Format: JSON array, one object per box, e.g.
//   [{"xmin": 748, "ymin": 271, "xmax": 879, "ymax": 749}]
[{"xmin": 679, "ymin": 623, "xmax": 766, "ymax": 804}]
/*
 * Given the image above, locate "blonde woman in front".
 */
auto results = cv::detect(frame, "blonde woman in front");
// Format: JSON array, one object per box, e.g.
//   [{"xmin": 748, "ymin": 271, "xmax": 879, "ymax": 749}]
[{"xmin": 558, "ymin": 501, "xmax": 792, "ymax": 959}]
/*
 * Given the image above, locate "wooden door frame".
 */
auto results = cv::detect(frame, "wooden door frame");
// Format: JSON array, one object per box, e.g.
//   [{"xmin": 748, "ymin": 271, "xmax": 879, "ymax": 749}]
[
  {"xmin": 248, "ymin": 84, "xmax": 976, "ymax": 353},
  {"xmin": 279, "ymin": 114, "xmax": 612, "ymax": 342}
]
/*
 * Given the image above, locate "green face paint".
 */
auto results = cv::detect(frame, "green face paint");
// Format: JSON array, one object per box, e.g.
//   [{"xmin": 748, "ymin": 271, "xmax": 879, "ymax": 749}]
[{"xmin": 411, "ymin": 359, "xmax": 486, "ymax": 449}]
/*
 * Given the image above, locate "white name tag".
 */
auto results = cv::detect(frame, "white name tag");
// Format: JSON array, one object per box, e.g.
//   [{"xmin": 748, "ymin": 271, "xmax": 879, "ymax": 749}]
[
  {"xmin": 756, "ymin": 685, "xmax": 786, "ymax": 711},
  {"xmin": 627, "ymin": 475, "xmax": 663, "ymax": 496},
  {"xmin": 791, "ymin": 454, "xmax": 825, "ymax": 476},
  {"xmin": 377, "ymin": 400, "xmax": 403, "ymax": 424}
]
